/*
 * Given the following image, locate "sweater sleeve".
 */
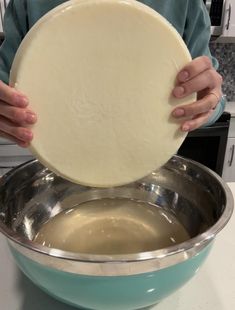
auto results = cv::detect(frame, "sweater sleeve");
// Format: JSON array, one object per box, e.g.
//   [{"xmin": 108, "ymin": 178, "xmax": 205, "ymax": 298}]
[
  {"xmin": 0, "ymin": 0, "xmax": 28, "ymax": 84},
  {"xmin": 183, "ymin": 0, "xmax": 225, "ymax": 126}
]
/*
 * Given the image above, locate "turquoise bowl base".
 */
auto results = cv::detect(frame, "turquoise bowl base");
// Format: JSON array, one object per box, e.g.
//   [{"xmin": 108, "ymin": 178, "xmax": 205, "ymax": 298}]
[{"xmin": 10, "ymin": 244, "xmax": 212, "ymax": 310}]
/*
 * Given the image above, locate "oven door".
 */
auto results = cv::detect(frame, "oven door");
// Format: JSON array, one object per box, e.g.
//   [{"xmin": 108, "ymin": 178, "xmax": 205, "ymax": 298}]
[{"xmin": 177, "ymin": 113, "xmax": 230, "ymax": 176}]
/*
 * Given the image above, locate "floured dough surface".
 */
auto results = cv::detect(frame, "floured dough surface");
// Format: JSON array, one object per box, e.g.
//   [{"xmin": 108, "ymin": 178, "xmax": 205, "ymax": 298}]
[{"xmin": 10, "ymin": 0, "xmax": 196, "ymax": 187}]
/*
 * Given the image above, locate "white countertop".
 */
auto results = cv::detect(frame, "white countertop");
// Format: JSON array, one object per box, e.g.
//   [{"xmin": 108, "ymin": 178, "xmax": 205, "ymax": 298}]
[
  {"xmin": 0, "ymin": 184, "xmax": 235, "ymax": 310},
  {"xmin": 225, "ymin": 102, "xmax": 235, "ymax": 117}
]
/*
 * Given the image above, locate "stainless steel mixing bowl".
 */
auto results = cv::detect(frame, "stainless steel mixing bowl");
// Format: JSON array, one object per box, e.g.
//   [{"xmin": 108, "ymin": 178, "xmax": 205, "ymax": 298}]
[{"xmin": 0, "ymin": 155, "xmax": 233, "ymax": 310}]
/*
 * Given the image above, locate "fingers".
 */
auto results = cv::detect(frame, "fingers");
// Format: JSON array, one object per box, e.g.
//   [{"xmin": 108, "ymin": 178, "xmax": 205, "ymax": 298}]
[
  {"xmin": 171, "ymin": 56, "xmax": 223, "ymax": 131},
  {"xmin": 207, "ymin": 91, "xmax": 221, "ymax": 103},
  {"xmin": 0, "ymin": 101, "xmax": 37, "ymax": 125},
  {"xmin": 0, "ymin": 116, "xmax": 33, "ymax": 143},
  {"xmin": 172, "ymin": 56, "xmax": 223, "ymax": 99},
  {"xmin": 173, "ymin": 69, "xmax": 222, "ymax": 98},
  {"xmin": 177, "ymin": 56, "xmax": 212, "ymax": 83},
  {"xmin": 0, "ymin": 81, "xmax": 37, "ymax": 146},
  {"xmin": 0, "ymin": 130, "xmax": 30, "ymax": 148},
  {"xmin": 181, "ymin": 110, "xmax": 214, "ymax": 132},
  {"xmin": 172, "ymin": 93, "xmax": 218, "ymax": 118},
  {"xmin": 0, "ymin": 80, "xmax": 29, "ymax": 107}
]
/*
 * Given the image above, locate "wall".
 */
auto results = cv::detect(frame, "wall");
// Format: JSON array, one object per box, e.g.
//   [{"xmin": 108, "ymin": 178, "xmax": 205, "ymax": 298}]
[{"xmin": 210, "ymin": 43, "xmax": 235, "ymax": 102}]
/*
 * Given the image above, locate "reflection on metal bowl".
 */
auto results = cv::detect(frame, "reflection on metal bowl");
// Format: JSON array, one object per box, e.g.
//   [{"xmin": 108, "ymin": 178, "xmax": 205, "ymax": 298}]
[{"xmin": 0, "ymin": 155, "xmax": 233, "ymax": 310}]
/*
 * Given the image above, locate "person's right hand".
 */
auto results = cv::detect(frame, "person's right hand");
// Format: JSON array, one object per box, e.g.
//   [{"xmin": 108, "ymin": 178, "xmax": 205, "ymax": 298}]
[{"xmin": 0, "ymin": 81, "xmax": 37, "ymax": 148}]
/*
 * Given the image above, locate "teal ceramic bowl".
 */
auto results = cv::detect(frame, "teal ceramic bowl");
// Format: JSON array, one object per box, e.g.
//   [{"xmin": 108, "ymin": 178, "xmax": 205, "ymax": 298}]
[{"xmin": 0, "ymin": 156, "xmax": 233, "ymax": 310}]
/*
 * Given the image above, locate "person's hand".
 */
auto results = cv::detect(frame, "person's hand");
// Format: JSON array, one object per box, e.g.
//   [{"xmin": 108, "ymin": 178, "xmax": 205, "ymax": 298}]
[
  {"xmin": 172, "ymin": 56, "xmax": 223, "ymax": 131},
  {"xmin": 0, "ymin": 81, "xmax": 37, "ymax": 147}
]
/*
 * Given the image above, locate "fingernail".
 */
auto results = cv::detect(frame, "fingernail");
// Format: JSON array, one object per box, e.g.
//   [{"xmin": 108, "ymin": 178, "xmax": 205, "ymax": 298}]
[
  {"xmin": 21, "ymin": 130, "xmax": 33, "ymax": 141},
  {"xmin": 182, "ymin": 124, "xmax": 190, "ymax": 132},
  {"xmin": 178, "ymin": 71, "xmax": 189, "ymax": 82},
  {"xmin": 26, "ymin": 112, "xmax": 37, "ymax": 124},
  {"xmin": 173, "ymin": 86, "xmax": 185, "ymax": 97},
  {"xmin": 15, "ymin": 95, "xmax": 29, "ymax": 107},
  {"xmin": 172, "ymin": 108, "xmax": 185, "ymax": 117}
]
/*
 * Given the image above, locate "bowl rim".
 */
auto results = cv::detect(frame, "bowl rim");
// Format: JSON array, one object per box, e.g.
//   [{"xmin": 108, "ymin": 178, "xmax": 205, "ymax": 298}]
[{"xmin": 0, "ymin": 156, "xmax": 234, "ymax": 263}]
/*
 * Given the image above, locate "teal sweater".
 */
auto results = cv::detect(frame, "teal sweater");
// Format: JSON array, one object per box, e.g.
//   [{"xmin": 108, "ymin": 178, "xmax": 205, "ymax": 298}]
[{"xmin": 0, "ymin": 0, "xmax": 225, "ymax": 125}]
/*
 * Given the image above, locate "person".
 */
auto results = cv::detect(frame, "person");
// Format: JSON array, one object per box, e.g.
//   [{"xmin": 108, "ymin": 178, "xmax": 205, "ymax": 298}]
[{"xmin": 0, "ymin": 0, "xmax": 224, "ymax": 148}]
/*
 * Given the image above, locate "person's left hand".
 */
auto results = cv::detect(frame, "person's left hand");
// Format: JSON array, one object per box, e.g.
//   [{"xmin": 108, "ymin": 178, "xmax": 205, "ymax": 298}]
[{"xmin": 172, "ymin": 56, "xmax": 223, "ymax": 132}]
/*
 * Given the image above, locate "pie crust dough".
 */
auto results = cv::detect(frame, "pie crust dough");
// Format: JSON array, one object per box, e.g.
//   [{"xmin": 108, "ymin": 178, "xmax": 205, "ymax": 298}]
[{"xmin": 10, "ymin": 0, "xmax": 196, "ymax": 187}]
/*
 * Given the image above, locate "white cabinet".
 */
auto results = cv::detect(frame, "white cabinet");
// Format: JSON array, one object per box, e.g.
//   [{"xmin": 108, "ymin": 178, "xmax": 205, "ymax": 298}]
[
  {"xmin": 217, "ymin": 0, "xmax": 235, "ymax": 41},
  {"xmin": 210, "ymin": 0, "xmax": 235, "ymax": 41},
  {"xmin": 223, "ymin": 0, "xmax": 235, "ymax": 37},
  {"xmin": 223, "ymin": 116, "xmax": 235, "ymax": 181},
  {"xmin": 222, "ymin": 137, "xmax": 235, "ymax": 181}
]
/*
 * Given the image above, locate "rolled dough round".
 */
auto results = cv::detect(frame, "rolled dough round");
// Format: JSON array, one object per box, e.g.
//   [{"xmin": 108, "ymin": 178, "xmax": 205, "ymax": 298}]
[{"xmin": 10, "ymin": 0, "xmax": 196, "ymax": 187}]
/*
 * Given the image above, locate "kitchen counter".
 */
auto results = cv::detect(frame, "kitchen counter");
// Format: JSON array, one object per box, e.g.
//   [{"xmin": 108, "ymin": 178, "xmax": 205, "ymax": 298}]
[
  {"xmin": 225, "ymin": 102, "xmax": 235, "ymax": 117},
  {"xmin": 0, "ymin": 184, "xmax": 235, "ymax": 310}
]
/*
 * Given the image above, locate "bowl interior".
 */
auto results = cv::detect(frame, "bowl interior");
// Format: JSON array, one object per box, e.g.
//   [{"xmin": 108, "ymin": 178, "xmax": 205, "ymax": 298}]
[{"xmin": 0, "ymin": 156, "xmax": 229, "ymax": 256}]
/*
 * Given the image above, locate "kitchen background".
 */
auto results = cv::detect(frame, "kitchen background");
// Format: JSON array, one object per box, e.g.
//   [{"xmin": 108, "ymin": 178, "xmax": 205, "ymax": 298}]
[
  {"xmin": 210, "ymin": 42, "xmax": 235, "ymax": 101},
  {"xmin": 0, "ymin": 0, "xmax": 235, "ymax": 180}
]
